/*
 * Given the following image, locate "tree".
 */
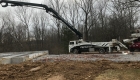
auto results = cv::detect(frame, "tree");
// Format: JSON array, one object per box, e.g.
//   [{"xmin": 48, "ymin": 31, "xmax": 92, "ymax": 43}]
[
  {"xmin": 32, "ymin": 11, "xmax": 48, "ymax": 50},
  {"xmin": 14, "ymin": 6, "xmax": 33, "ymax": 50},
  {"xmin": 61, "ymin": 24, "xmax": 75, "ymax": 53},
  {"xmin": 0, "ymin": 10, "xmax": 18, "ymax": 52},
  {"xmin": 108, "ymin": 0, "xmax": 139, "ymax": 40},
  {"xmin": 75, "ymin": 0, "xmax": 90, "ymax": 40},
  {"xmin": 46, "ymin": 0, "xmax": 65, "ymax": 42}
]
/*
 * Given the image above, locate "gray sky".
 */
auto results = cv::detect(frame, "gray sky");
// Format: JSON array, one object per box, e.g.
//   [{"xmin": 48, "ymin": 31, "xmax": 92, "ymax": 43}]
[
  {"xmin": 30, "ymin": 0, "xmax": 44, "ymax": 3},
  {"xmin": 0, "ymin": 0, "xmax": 44, "ymax": 12}
]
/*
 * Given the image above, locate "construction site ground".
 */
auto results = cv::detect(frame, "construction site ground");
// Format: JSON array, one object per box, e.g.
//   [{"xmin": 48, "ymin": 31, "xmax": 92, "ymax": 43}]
[{"xmin": 0, "ymin": 52, "xmax": 140, "ymax": 80}]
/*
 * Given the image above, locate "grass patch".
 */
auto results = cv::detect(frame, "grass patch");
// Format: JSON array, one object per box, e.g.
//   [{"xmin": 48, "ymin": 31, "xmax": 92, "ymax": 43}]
[{"xmin": 95, "ymin": 69, "xmax": 140, "ymax": 80}]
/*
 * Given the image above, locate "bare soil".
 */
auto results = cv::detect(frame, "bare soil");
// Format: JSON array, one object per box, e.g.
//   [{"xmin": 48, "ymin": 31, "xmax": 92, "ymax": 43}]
[{"xmin": 0, "ymin": 60, "xmax": 140, "ymax": 80}]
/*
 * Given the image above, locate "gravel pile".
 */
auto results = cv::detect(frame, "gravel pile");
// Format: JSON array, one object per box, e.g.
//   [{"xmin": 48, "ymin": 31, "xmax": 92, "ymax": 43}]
[{"xmin": 33, "ymin": 52, "xmax": 140, "ymax": 62}]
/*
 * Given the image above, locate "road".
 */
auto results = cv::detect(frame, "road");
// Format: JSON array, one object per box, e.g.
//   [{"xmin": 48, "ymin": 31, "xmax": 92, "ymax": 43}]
[{"xmin": 33, "ymin": 52, "xmax": 140, "ymax": 62}]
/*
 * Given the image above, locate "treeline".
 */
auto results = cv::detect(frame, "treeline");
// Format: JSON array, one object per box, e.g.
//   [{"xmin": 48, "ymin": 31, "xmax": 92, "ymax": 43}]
[{"xmin": 0, "ymin": 0, "xmax": 139, "ymax": 54}]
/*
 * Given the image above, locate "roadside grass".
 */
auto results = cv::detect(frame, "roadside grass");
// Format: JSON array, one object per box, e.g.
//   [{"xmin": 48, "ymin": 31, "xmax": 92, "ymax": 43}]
[{"xmin": 95, "ymin": 69, "xmax": 140, "ymax": 80}]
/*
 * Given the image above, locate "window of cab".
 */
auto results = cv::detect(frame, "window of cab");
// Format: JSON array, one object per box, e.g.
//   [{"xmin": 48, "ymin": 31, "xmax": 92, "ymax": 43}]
[{"xmin": 69, "ymin": 42, "xmax": 74, "ymax": 45}]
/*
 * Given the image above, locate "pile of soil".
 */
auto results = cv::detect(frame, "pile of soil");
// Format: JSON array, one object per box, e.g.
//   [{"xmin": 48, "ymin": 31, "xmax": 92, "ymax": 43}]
[{"xmin": 0, "ymin": 60, "xmax": 140, "ymax": 80}]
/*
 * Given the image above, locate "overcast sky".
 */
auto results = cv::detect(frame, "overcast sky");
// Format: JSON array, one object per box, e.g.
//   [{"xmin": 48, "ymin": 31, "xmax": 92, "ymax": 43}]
[
  {"xmin": 30, "ymin": 0, "xmax": 44, "ymax": 3},
  {"xmin": 0, "ymin": 0, "xmax": 44, "ymax": 11}
]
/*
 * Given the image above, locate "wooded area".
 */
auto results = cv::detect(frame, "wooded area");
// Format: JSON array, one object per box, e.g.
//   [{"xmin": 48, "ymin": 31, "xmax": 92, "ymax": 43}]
[{"xmin": 0, "ymin": 0, "xmax": 139, "ymax": 54}]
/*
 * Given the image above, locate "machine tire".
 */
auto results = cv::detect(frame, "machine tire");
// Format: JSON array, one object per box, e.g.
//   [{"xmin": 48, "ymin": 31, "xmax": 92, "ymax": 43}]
[
  {"xmin": 99, "ymin": 48, "xmax": 105, "ymax": 54},
  {"xmin": 106, "ymin": 48, "xmax": 112, "ymax": 53},
  {"xmin": 130, "ymin": 48, "xmax": 134, "ymax": 52},
  {"xmin": 73, "ymin": 49, "xmax": 78, "ymax": 54},
  {"xmin": 105, "ymin": 48, "xmax": 109, "ymax": 53}
]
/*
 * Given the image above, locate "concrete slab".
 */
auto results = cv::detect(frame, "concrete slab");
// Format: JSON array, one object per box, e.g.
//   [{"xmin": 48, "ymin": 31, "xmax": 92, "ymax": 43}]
[
  {"xmin": 11, "ymin": 56, "xmax": 26, "ymax": 64},
  {"xmin": 0, "ymin": 57, "xmax": 11, "ymax": 64},
  {"xmin": 0, "ymin": 50, "xmax": 49, "ymax": 64}
]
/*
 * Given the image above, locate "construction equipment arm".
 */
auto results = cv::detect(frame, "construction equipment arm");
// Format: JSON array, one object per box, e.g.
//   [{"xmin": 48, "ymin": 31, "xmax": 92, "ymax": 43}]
[{"xmin": 0, "ymin": 0, "xmax": 83, "ymax": 39}]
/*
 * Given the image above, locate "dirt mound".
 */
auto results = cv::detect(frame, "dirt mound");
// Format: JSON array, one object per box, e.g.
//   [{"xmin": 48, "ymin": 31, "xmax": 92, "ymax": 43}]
[
  {"xmin": 95, "ymin": 69, "xmax": 140, "ymax": 80},
  {"xmin": 47, "ymin": 75, "xmax": 66, "ymax": 80},
  {"xmin": 0, "ymin": 60, "xmax": 140, "ymax": 80}
]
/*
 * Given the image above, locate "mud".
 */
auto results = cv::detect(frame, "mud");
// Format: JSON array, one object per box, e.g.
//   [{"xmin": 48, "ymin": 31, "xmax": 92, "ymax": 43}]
[{"xmin": 0, "ymin": 60, "xmax": 140, "ymax": 80}]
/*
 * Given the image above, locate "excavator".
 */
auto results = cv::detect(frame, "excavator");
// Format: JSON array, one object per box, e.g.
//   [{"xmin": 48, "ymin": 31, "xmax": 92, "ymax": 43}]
[{"xmin": 0, "ymin": 0, "xmax": 128, "ymax": 54}]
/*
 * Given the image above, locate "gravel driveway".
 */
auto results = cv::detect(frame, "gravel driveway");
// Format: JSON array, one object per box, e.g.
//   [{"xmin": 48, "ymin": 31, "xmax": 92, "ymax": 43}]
[{"xmin": 33, "ymin": 52, "xmax": 140, "ymax": 62}]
